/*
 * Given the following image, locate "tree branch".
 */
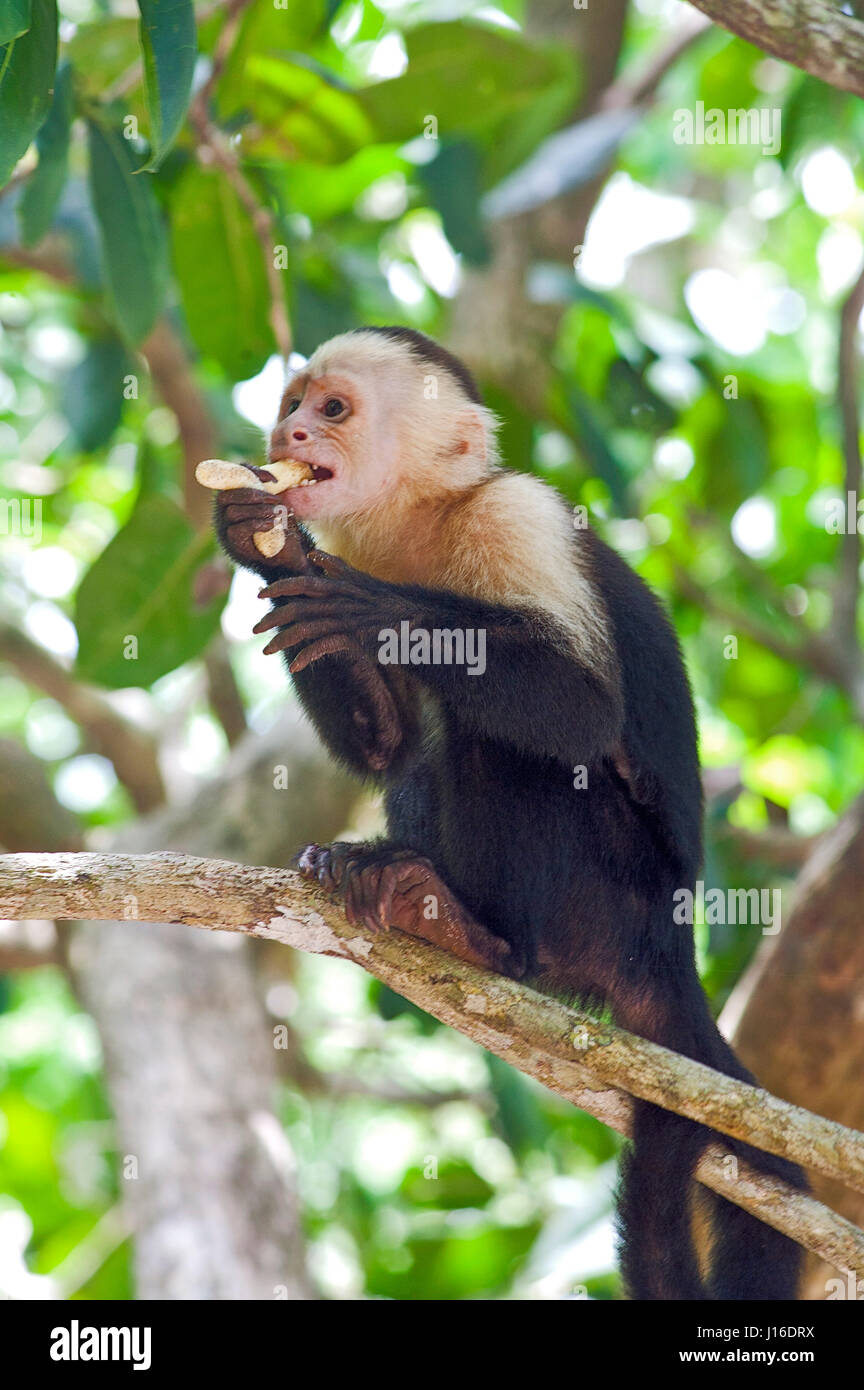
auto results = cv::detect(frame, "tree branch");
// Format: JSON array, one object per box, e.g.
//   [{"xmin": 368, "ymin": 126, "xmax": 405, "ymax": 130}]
[
  {"xmin": 672, "ymin": 563, "xmax": 864, "ymax": 719},
  {"xmin": 139, "ymin": 319, "xmax": 220, "ymax": 530},
  {"xmin": 0, "ymin": 624, "xmax": 165, "ymax": 814},
  {"xmin": 726, "ymin": 789, "xmax": 864, "ymax": 1293},
  {"xmin": 3, "ymin": 848, "xmax": 864, "ymax": 1275},
  {"xmin": 833, "ymin": 261, "xmax": 864, "ymax": 662},
  {"xmin": 602, "ymin": 12, "xmax": 712, "ymax": 111},
  {"xmin": 0, "ymin": 738, "xmax": 83, "ymax": 854},
  {"xmin": 202, "ymin": 636, "xmax": 247, "ymax": 748},
  {"xmin": 684, "ymin": 0, "xmax": 864, "ymax": 98},
  {"xmin": 714, "ymin": 821, "xmax": 819, "ymax": 870}
]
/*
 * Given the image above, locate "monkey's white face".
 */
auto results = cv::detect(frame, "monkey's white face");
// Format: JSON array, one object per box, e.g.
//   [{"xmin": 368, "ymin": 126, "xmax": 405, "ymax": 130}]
[{"xmin": 268, "ymin": 368, "xmax": 398, "ymax": 521}]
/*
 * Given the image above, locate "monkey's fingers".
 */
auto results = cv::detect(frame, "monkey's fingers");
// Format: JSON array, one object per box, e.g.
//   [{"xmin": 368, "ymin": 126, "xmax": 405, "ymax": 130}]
[
  {"xmin": 222, "ymin": 506, "xmax": 289, "ymax": 531},
  {"xmin": 259, "ymin": 575, "xmax": 360, "ymax": 601},
  {"xmin": 253, "ymin": 600, "xmax": 366, "ymax": 635},
  {"xmin": 295, "ymin": 841, "xmax": 364, "ymax": 892},
  {"xmin": 218, "ymin": 488, "xmax": 289, "ymax": 511},
  {"xmin": 288, "ymin": 634, "xmax": 356, "ymax": 672},
  {"xmin": 307, "ymin": 549, "xmax": 354, "ymax": 578},
  {"xmin": 263, "ymin": 618, "xmax": 355, "ymax": 655}
]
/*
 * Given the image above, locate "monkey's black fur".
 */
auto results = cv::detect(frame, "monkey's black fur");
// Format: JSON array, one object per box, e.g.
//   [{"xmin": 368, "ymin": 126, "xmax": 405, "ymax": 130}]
[
  {"xmin": 360, "ymin": 325, "xmax": 485, "ymax": 404},
  {"xmin": 215, "ymin": 350, "xmax": 806, "ymax": 1301}
]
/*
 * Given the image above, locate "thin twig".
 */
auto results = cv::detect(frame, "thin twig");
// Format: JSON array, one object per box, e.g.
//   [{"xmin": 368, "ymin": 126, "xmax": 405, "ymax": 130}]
[
  {"xmin": 672, "ymin": 564, "xmax": 862, "ymax": 716},
  {"xmin": 190, "ymin": 120, "xmax": 293, "ymax": 362},
  {"xmin": 602, "ymin": 12, "xmax": 712, "ymax": 111}
]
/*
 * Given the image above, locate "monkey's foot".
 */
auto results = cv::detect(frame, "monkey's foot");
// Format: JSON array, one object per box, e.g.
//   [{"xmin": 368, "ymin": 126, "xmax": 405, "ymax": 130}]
[{"xmin": 295, "ymin": 842, "xmax": 522, "ymax": 977}]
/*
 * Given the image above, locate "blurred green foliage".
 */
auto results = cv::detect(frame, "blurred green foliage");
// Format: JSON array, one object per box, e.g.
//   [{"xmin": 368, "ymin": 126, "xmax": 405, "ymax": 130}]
[{"xmin": 0, "ymin": 0, "xmax": 862, "ymax": 1299}]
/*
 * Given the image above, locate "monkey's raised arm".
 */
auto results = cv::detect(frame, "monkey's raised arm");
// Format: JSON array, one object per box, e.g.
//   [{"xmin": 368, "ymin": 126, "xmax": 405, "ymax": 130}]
[
  {"xmin": 256, "ymin": 554, "xmax": 624, "ymax": 770},
  {"xmin": 216, "ymin": 492, "xmax": 411, "ymax": 775}
]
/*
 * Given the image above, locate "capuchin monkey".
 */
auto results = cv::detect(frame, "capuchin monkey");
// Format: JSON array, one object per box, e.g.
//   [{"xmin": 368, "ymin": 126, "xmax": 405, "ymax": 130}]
[{"xmin": 215, "ymin": 325, "xmax": 806, "ymax": 1301}]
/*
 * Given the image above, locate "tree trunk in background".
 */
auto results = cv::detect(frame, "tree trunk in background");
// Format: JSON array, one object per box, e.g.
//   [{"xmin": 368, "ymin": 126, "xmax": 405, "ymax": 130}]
[
  {"xmin": 72, "ymin": 712, "xmax": 363, "ymax": 1300},
  {"xmin": 449, "ymin": 0, "xmax": 629, "ymax": 401},
  {"xmin": 723, "ymin": 793, "xmax": 864, "ymax": 1299}
]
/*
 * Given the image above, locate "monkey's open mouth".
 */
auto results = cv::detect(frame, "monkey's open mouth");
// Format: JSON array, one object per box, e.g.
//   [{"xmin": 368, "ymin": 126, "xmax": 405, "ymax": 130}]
[
  {"xmin": 268, "ymin": 457, "xmax": 335, "ymax": 488},
  {"xmin": 298, "ymin": 465, "xmax": 334, "ymax": 487}
]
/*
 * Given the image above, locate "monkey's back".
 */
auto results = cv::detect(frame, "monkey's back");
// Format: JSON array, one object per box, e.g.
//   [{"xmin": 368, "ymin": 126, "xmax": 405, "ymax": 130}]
[{"xmin": 383, "ymin": 528, "xmax": 702, "ymax": 987}]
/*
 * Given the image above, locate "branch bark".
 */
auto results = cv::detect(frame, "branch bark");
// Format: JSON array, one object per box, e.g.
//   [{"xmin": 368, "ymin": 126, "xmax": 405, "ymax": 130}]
[
  {"xmin": 4, "ymin": 847, "xmax": 864, "ymax": 1276},
  {"xmin": 684, "ymin": 0, "xmax": 864, "ymax": 99},
  {"xmin": 449, "ymin": 0, "xmax": 630, "ymax": 401}
]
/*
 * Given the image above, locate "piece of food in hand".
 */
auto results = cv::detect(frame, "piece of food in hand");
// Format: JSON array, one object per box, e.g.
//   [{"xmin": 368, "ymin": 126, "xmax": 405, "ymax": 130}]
[
  {"xmin": 194, "ymin": 457, "xmax": 315, "ymax": 493},
  {"xmin": 195, "ymin": 458, "xmax": 313, "ymax": 556}
]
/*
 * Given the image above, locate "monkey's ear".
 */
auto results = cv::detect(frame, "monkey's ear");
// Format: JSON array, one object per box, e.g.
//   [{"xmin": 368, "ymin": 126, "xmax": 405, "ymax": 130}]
[{"xmin": 452, "ymin": 408, "xmax": 488, "ymax": 461}]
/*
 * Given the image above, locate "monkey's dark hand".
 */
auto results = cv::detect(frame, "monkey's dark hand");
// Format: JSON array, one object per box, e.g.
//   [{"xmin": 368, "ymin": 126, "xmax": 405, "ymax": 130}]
[
  {"xmin": 255, "ymin": 550, "xmax": 404, "ymax": 672},
  {"xmin": 256, "ymin": 550, "xmax": 407, "ymax": 772},
  {"xmin": 215, "ymin": 473, "xmax": 312, "ymax": 576}
]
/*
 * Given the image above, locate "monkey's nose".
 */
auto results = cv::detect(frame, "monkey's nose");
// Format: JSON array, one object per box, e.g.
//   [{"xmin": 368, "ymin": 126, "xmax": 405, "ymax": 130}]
[{"xmin": 292, "ymin": 428, "xmax": 308, "ymax": 442}]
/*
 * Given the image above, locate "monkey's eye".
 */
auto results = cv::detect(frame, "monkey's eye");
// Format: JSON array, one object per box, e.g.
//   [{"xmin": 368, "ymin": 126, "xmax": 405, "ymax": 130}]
[
  {"xmin": 322, "ymin": 397, "xmax": 347, "ymax": 420},
  {"xmin": 285, "ymin": 399, "xmax": 301, "ymax": 415}
]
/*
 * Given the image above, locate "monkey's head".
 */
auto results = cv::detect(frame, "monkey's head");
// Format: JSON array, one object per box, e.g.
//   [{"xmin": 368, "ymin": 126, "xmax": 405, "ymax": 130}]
[{"xmin": 268, "ymin": 327, "xmax": 499, "ymax": 522}]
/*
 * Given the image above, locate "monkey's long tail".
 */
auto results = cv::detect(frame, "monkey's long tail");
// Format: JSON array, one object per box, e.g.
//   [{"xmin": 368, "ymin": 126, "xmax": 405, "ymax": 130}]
[{"xmin": 614, "ymin": 979, "xmax": 806, "ymax": 1301}]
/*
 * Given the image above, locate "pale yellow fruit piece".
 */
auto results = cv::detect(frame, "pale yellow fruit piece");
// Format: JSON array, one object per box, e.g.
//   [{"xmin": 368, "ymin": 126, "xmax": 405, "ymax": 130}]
[
  {"xmin": 194, "ymin": 459, "xmax": 300, "ymax": 558},
  {"xmin": 195, "ymin": 458, "xmax": 314, "ymax": 493},
  {"xmin": 253, "ymin": 524, "xmax": 288, "ymax": 558}
]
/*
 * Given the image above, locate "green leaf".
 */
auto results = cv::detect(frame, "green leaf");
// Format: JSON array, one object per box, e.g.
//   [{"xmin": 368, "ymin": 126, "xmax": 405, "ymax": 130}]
[
  {"xmin": 86, "ymin": 117, "xmax": 168, "ymax": 343},
  {"xmin": 216, "ymin": 0, "xmax": 325, "ymax": 108},
  {"xmin": 565, "ymin": 384, "xmax": 632, "ymax": 515},
  {"xmin": 697, "ymin": 34, "xmax": 761, "ymax": 113},
  {"xmin": 419, "ymin": 140, "xmax": 490, "ymax": 265},
  {"xmin": 0, "ymin": 0, "xmax": 31, "ymax": 46},
  {"xmin": 170, "ymin": 162, "xmax": 274, "ymax": 379},
  {"xmin": 137, "ymin": 0, "xmax": 197, "ymax": 170},
  {"xmin": 62, "ymin": 335, "xmax": 132, "ymax": 451},
  {"xmin": 75, "ymin": 495, "xmax": 224, "ymax": 688},
  {"xmin": 0, "ymin": 0, "xmax": 57, "ymax": 187},
  {"xmin": 358, "ymin": 22, "xmax": 576, "ymax": 176},
  {"xmin": 779, "ymin": 73, "xmax": 855, "ymax": 169},
  {"xmin": 281, "ymin": 143, "xmax": 405, "ymax": 221},
  {"xmin": 17, "ymin": 58, "xmax": 72, "ymax": 245},
  {"xmin": 242, "ymin": 53, "xmax": 375, "ymax": 163},
  {"xmin": 65, "ymin": 16, "xmax": 139, "ymax": 92},
  {"xmin": 291, "ymin": 263, "xmax": 356, "ymax": 356}
]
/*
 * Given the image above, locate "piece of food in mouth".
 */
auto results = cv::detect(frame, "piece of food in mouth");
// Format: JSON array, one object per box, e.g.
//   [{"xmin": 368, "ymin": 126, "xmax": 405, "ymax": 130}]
[
  {"xmin": 194, "ymin": 458, "xmax": 316, "ymax": 556},
  {"xmin": 195, "ymin": 457, "xmax": 317, "ymax": 493}
]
